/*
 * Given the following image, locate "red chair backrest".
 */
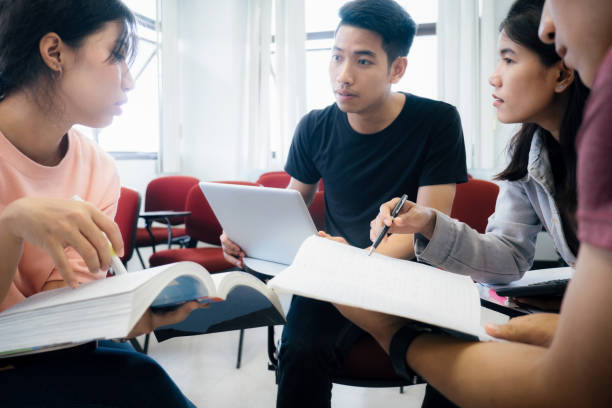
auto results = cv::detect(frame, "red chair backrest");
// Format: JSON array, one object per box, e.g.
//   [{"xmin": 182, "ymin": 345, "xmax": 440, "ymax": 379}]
[
  {"xmin": 114, "ymin": 187, "xmax": 141, "ymax": 264},
  {"xmin": 144, "ymin": 176, "xmax": 199, "ymax": 225},
  {"xmin": 309, "ymin": 190, "xmax": 325, "ymax": 231},
  {"xmin": 257, "ymin": 170, "xmax": 324, "ymax": 191},
  {"xmin": 450, "ymin": 178, "xmax": 499, "ymax": 234},
  {"xmin": 185, "ymin": 181, "xmax": 260, "ymax": 245},
  {"xmin": 256, "ymin": 171, "xmax": 290, "ymax": 188}
]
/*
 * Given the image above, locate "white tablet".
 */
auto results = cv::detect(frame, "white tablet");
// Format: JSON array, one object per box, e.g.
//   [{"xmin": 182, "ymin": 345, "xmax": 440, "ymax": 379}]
[{"xmin": 199, "ymin": 182, "xmax": 318, "ymax": 276}]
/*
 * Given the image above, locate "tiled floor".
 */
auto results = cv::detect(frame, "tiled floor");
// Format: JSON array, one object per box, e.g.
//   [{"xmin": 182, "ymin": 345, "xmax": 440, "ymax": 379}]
[{"xmin": 145, "ymin": 325, "xmax": 426, "ymax": 407}]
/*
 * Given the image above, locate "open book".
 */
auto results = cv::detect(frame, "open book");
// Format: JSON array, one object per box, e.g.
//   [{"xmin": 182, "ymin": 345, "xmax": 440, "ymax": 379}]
[
  {"xmin": 0, "ymin": 262, "xmax": 285, "ymax": 357},
  {"xmin": 269, "ymin": 236, "xmax": 494, "ymax": 341}
]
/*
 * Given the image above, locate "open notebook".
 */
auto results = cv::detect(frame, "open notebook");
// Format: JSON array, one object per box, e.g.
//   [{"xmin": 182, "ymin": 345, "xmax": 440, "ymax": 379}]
[{"xmin": 269, "ymin": 236, "xmax": 495, "ymax": 341}]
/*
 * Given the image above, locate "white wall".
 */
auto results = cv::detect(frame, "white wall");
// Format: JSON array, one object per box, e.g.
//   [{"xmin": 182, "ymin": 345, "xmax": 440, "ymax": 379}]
[
  {"xmin": 116, "ymin": 1, "xmax": 251, "ymax": 203},
  {"xmin": 471, "ymin": 0, "xmax": 517, "ymax": 178},
  {"xmin": 116, "ymin": 160, "xmax": 158, "ymax": 201},
  {"xmin": 178, "ymin": 0, "xmax": 250, "ymax": 182}
]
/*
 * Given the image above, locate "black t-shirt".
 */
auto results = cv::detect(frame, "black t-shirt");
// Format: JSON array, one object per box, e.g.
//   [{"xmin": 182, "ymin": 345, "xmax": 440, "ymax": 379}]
[{"xmin": 285, "ymin": 92, "xmax": 468, "ymax": 248}]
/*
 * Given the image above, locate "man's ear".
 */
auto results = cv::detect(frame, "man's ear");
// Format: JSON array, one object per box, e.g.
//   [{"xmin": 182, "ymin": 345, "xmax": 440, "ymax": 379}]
[
  {"xmin": 555, "ymin": 61, "xmax": 575, "ymax": 93},
  {"xmin": 390, "ymin": 56, "xmax": 407, "ymax": 84},
  {"xmin": 39, "ymin": 33, "xmax": 64, "ymax": 74}
]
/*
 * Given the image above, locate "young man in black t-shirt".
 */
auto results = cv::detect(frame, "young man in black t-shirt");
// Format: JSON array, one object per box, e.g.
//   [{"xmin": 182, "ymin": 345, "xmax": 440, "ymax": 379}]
[{"xmin": 221, "ymin": 1, "xmax": 467, "ymax": 406}]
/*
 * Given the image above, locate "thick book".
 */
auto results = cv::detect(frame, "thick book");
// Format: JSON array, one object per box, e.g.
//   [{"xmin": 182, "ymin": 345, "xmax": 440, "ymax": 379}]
[
  {"xmin": 268, "ymin": 236, "xmax": 495, "ymax": 341},
  {"xmin": 0, "ymin": 262, "xmax": 285, "ymax": 357}
]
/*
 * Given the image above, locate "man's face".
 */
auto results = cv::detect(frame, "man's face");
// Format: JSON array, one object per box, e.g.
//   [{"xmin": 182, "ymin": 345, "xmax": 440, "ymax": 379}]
[
  {"xmin": 539, "ymin": 0, "xmax": 612, "ymax": 87},
  {"xmin": 329, "ymin": 25, "xmax": 404, "ymax": 114}
]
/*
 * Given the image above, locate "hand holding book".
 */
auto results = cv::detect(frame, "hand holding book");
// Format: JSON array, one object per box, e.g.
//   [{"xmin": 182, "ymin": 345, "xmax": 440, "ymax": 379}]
[
  {"xmin": 484, "ymin": 313, "xmax": 558, "ymax": 347},
  {"xmin": 128, "ymin": 300, "xmax": 209, "ymax": 338}
]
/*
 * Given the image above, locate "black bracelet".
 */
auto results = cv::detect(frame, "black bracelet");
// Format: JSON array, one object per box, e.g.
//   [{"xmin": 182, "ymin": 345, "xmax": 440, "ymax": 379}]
[{"xmin": 389, "ymin": 323, "xmax": 432, "ymax": 379}]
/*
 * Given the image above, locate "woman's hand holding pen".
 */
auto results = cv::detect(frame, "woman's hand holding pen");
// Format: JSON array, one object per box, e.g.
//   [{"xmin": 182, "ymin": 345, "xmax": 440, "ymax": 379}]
[{"xmin": 370, "ymin": 197, "xmax": 437, "ymax": 243}]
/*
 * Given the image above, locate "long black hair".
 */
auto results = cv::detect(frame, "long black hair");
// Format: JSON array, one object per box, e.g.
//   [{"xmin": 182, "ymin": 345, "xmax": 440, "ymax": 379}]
[
  {"xmin": 495, "ymin": 0, "xmax": 589, "ymax": 227},
  {"xmin": 0, "ymin": 0, "xmax": 136, "ymax": 102}
]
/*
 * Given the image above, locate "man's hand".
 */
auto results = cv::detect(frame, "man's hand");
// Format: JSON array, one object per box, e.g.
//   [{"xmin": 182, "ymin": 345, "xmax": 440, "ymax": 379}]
[
  {"xmin": 127, "ymin": 301, "xmax": 209, "ymax": 338},
  {"xmin": 370, "ymin": 197, "xmax": 437, "ymax": 244},
  {"xmin": 2, "ymin": 198, "xmax": 124, "ymax": 288},
  {"xmin": 334, "ymin": 304, "xmax": 406, "ymax": 353},
  {"xmin": 485, "ymin": 313, "xmax": 559, "ymax": 347},
  {"xmin": 220, "ymin": 231, "xmax": 245, "ymax": 268},
  {"xmin": 317, "ymin": 231, "xmax": 349, "ymax": 245}
]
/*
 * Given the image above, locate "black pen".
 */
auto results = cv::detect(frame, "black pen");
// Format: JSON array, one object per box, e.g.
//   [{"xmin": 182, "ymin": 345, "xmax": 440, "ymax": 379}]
[{"xmin": 368, "ymin": 194, "xmax": 408, "ymax": 256}]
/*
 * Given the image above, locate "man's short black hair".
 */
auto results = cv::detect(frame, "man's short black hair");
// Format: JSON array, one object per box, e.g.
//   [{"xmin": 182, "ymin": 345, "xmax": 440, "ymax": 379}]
[{"xmin": 338, "ymin": 0, "xmax": 417, "ymax": 65}]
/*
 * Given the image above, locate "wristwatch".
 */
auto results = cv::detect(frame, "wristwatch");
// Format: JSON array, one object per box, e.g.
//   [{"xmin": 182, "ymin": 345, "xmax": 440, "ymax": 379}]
[{"xmin": 389, "ymin": 322, "xmax": 433, "ymax": 379}]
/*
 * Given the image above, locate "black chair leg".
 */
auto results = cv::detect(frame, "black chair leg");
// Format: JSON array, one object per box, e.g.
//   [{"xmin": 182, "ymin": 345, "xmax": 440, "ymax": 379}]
[
  {"xmin": 135, "ymin": 247, "xmax": 146, "ymax": 269},
  {"xmin": 129, "ymin": 338, "xmax": 144, "ymax": 353},
  {"xmin": 236, "ymin": 329, "xmax": 245, "ymax": 369},
  {"xmin": 129, "ymin": 333, "xmax": 150, "ymax": 354},
  {"xmin": 143, "ymin": 333, "xmax": 150, "ymax": 354}
]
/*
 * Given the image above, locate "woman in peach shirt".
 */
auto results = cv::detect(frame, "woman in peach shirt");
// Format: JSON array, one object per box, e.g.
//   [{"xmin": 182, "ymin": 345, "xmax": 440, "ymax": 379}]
[{"xmin": 0, "ymin": 1, "xmax": 197, "ymax": 406}]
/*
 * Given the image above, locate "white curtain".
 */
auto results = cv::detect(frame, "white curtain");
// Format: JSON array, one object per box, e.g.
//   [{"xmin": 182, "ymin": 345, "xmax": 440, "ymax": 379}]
[
  {"xmin": 437, "ymin": 0, "xmax": 480, "ymax": 169},
  {"xmin": 241, "ymin": 0, "xmax": 273, "ymax": 174},
  {"xmin": 241, "ymin": 0, "xmax": 306, "ymax": 177},
  {"xmin": 438, "ymin": 0, "xmax": 515, "ymax": 174},
  {"xmin": 273, "ymin": 0, "xmax": 307, "ymax": 168}
]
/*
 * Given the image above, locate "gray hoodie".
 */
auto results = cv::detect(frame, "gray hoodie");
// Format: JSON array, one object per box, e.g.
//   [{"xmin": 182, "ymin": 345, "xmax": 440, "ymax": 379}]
[{"xmin": 414, "ymin": 131, "xmax": 576, "ymax": 284}]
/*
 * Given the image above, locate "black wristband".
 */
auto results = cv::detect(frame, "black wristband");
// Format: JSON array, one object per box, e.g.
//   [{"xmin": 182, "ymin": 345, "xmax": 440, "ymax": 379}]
[{"xmin": 389, "ymin": 323, "xmax": 432, "ymax": 379}]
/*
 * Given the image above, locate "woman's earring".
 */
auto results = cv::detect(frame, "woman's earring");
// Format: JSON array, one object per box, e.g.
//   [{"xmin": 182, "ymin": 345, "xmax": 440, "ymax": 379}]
[{"xmin": 52, "ymin": 66, "xmax": 63, "ymax": 81}]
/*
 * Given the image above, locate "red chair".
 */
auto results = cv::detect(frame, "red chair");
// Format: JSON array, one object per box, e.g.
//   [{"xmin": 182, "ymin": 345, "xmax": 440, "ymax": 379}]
[
  {"xmin": 134, "ymin": 176, "xmax": 200, "ymax": 266},
  {"xmin": 114, "ymin": 187, "xmax": 141, "ymax": 266},
  {"xmin": 309, "ymin": 190, "xmax": 325, "ymax": 231},
  {"xmin": 256, "ymin": 170, "xmax": 324, "ymax": 191},
  {"xmin": 451, "ymin": 178, "xmax": 499, "ymax": 233},
  {"xmin": 256, "ymin": 171, "xmax": 290, "ymax": 188},
  {"xmin": 149, "ymin": 181, "xmax": 258, "ymax": 270}
]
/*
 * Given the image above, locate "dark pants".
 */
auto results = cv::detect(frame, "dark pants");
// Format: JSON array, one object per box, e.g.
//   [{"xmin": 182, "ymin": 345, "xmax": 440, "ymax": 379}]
[
  {"xmin": 423, "ymin": 384, "xmax": 460, "ymax": 407},
  {"xmin": 0, "ymin": 340, "xmax": 195, "ymax": 408},
  {"xmin": 276, "ymin": 296, "xmax": 366, "ymax": 408}
]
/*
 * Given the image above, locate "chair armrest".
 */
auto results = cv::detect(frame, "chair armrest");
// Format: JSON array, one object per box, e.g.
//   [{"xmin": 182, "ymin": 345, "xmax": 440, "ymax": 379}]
[{"xmin": 139, "ymin": 210, "xmax": 191, "ymax": 221}]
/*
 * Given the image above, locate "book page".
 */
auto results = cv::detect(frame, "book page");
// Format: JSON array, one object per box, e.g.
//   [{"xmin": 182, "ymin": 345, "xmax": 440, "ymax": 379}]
[
  {"xmin": 1, "ymin": 262, "xmax": 212, "ymax": 317},
  {"xmin": 269, "ymin": 236, "xmax": 483, "ymax": 338},
  {"xmin": 211, "ymin": 271, "xmax": 283, "ymax": 313},
  {"xmin": 0, "ymin": 264, "xmax": 181, "ymax": 316}
]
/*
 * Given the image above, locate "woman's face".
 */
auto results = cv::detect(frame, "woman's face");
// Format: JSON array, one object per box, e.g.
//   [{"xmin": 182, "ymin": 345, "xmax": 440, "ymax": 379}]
[
  {"xmin": 57, "ymin": 21, "xmax": 134, "ymax": 128},
  {"xmin": 489, "ymin": 32, "xmax": 560, "ymax": 125}
]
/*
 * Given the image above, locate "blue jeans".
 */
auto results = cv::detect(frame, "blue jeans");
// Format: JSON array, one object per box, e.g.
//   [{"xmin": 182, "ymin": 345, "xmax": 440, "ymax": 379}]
[
  {"xmin": 0, "ymin": 340, "xmax": 195, "ymax": 408},
  {"xmin": 276, "ymin": 296, "xmax": 366, "ymax": 408}
]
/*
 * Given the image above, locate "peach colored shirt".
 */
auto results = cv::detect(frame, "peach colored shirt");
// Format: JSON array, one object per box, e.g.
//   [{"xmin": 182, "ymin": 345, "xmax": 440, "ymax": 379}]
[{"xmin": 0, "ymin": 128, "xmax": 120, "ymax": 311}]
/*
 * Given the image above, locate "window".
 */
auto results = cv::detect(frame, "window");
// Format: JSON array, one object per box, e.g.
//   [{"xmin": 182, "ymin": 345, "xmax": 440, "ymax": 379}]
[
  {"xmin": 76, "ymin": 1, "xmax": 161, "ymax": 160},
  {"xmin": 304, "ymin": 0, "xmax": 438, "ymax": 111}
]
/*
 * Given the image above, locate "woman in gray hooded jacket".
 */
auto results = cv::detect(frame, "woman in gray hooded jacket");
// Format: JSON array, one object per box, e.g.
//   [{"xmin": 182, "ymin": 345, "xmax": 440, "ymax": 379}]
[{"xmin": 371, "ymin": 0, "xmax": 589, "ymax": 285}]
